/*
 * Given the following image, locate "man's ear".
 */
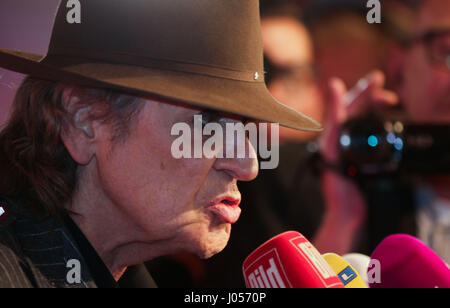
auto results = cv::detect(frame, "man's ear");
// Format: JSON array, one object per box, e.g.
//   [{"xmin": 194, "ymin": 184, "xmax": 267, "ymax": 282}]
[{"xmin": 60, "ymin": 88, "xmax": 97, "ymax": 166}]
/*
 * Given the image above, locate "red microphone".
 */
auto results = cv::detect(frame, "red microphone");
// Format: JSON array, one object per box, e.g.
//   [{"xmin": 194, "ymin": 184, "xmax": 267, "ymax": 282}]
[
  {"xmin": 242, "ymin": 231, "xmax": 344, "ymax": 288},
  {"xmin": 369, "ymin": 234, "xmax": 450, "ymax": 288}
]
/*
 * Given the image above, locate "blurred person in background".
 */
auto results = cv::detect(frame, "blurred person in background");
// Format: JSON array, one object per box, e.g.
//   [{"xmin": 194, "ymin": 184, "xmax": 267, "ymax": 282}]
[
  {"xmin": 318, "ymin": 0, "xmax": 450, "ymax": 262},
  {"xmin": 261, "ymin": 1, "xmax": 325, "ymax": 143},
  {"xmin": 303, "ymin": 0, "xmax": 392, "ymax": 88},
  {"xmin": 301, "ymin": 0, "xmax": 413, "ymax": 255}
]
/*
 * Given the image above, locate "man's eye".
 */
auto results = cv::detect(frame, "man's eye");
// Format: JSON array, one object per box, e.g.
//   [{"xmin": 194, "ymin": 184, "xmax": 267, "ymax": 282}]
[{"xmin": 194, "ymin": 110, "xmax": 220, "ymax": 128}]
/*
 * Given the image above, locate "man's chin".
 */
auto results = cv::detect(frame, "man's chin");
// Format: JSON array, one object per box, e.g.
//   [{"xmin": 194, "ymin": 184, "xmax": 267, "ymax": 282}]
[{"xmin": 196, "ymin": 225, "xmax": 232, "ymax": 259}]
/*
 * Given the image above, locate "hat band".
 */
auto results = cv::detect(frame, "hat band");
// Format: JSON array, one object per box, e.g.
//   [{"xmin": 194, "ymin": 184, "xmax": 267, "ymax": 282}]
[{"xmin": 43, "ymin": 47, "xmax": 265, "ymax": 83}]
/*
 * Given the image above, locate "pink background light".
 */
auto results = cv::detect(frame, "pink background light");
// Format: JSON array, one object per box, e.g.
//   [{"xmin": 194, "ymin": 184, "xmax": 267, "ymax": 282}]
[{"xmin": 0, "ymin": 0, "xmax": 60, "ymax": 125}]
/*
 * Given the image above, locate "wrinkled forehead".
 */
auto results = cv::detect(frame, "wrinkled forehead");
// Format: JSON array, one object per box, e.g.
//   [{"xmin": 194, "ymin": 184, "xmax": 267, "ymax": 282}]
[{"xmin": 416, "ymin": 0, "xmax": 450, "ymax": 33}]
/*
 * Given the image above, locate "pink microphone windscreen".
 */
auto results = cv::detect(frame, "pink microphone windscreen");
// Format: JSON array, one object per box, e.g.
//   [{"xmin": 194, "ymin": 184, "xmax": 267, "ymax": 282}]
[{"xmin": 370, "ymin": 234, "xmax": 450, "ymax": 288}]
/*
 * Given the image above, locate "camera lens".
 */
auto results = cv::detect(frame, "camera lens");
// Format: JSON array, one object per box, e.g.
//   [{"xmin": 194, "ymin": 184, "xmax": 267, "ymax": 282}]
[{"xmin": 339, "ymin": 115, "xmax": 404, "ymax": 176}]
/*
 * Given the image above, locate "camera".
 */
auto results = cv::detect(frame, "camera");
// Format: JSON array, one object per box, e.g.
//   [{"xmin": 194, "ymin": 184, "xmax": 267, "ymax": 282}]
[{"xmin": 338, "ymin": 114, "xmax": 450, "ymax": 176}]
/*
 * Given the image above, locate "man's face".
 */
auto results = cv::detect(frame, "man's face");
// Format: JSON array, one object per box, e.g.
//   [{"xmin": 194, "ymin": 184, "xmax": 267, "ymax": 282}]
[
  {"xmin": 401, "ymin": 0, "xmax": 450, "ymax": 123},
  {"xmin": 261, "ymin": 17, "xmax": 324, "ymax": 142},
  {"xmin": 93, "ymin": 100, "xmax": 259, "ymax": 259}
]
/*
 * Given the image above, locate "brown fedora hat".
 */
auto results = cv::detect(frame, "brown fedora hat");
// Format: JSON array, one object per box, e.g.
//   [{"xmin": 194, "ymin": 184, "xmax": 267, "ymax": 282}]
[{"xmin": 0, "ymin": 0, "xmax": 322, "ymax": 132}]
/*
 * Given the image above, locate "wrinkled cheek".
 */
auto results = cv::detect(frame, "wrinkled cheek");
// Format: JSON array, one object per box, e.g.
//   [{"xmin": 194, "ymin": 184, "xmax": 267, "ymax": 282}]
[
  {"xmin": 198, "ymin": 226, "xmax": 231, "ymax": 259},
  {"xmin": 180, "ymin": 213, "xmax": 232, "ymax": 259}
]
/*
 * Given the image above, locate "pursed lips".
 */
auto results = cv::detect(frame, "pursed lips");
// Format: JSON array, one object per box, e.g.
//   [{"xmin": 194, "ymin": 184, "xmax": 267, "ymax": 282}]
[{"xmin": 207, "ymin": 195, "xmax": 242, "ymax": 224}]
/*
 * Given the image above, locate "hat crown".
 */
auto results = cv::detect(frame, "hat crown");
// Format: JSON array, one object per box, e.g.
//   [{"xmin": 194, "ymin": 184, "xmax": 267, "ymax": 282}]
[
  {"xmin": 0, "ymin": 0, "xmax": 322, "ymax": 132},
  {"xmin": 48, "ymin": 0, "xmax": 263, "ymax": 73}
]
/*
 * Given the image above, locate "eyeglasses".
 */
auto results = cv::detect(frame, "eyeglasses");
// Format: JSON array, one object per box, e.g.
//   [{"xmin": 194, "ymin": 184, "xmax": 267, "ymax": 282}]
[{"xmin": 409, "ymin": 29, "xmax": 450, "ymax": 72}]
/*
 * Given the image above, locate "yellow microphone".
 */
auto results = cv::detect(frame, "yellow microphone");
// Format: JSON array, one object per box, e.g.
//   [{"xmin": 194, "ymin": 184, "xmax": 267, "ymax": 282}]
[{"xmin": 323, "ymin": 253, "xmax": 368, "ymax": 288}]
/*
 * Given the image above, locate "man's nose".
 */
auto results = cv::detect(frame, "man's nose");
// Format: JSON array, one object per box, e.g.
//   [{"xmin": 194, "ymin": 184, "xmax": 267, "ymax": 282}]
[{"xmin": 213, "ymin": 136, "xmax": 259, "ymax": 182}]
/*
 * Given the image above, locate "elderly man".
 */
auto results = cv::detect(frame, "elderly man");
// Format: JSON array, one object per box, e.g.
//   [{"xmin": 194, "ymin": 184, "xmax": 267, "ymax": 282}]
[{"xmin": 0, "ymin": 0, "xmax": 321, "ymax": 288}]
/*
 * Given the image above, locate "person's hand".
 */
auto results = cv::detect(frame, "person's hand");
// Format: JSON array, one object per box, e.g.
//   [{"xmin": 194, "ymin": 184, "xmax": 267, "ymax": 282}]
[
  {"xmin": 313, "ymin": 71, "xmax": 399, "ymax": 254},
  {"xmin": 319, "ymin": 70, "xmax": 399, "ymax": 165}
]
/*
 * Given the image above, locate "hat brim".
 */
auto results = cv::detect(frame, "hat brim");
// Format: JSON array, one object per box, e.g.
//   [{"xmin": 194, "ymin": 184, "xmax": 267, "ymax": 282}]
[{"xmin": 0, "ymin": 48, "xmax": 322, "ymax": 132}]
